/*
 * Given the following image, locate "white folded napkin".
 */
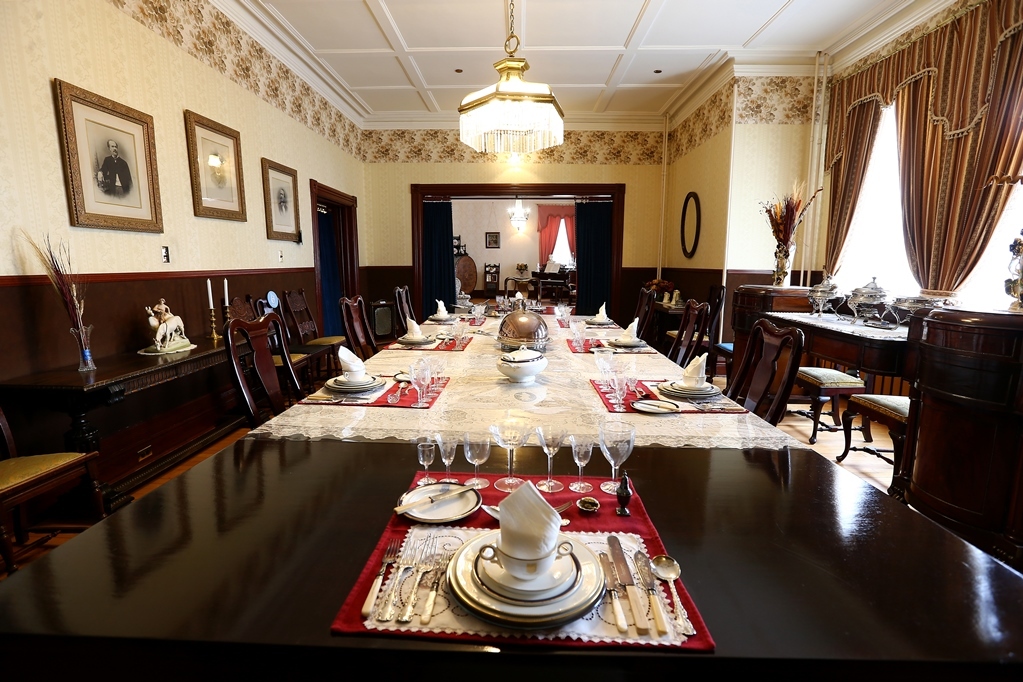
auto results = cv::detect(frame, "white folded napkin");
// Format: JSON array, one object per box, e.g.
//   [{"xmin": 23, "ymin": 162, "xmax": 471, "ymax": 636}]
[
  {"xmin": 594, "ymin": 303, "xmax": 608, "ymax": 322},
  {"xmin": 436, "ymin": 299, "xmax": 448, "ymax": 317},
  {"xmin": 499, "ymin": 482, "xmax": 561, "ymax": 559},
  {"xmin": 514, "ymin": 291, "xmax": 524, "ymax": 300},
  {"xmin": 406, "ymin": 318, "xmax": 425, "ymax": 339},
  {"xmin": 336, "ymin": 345, "xmax": 366, "ymax": 373},
  {"xmin": 619, "ymin": 317, "xmax": 639, "ymax": 341},
  {"xmin": 684, "ymin": 352, "xmax": 707, "ymax": 378}
]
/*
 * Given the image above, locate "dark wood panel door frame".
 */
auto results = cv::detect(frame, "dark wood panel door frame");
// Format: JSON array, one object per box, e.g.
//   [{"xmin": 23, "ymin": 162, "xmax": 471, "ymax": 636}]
[
  {"xmin": 310, "ymin": 180, "xmax": 359, "ymax": 331},
  {"xmin": 411, "ymin": 184, "xmax": 626, "ymax": 321}
]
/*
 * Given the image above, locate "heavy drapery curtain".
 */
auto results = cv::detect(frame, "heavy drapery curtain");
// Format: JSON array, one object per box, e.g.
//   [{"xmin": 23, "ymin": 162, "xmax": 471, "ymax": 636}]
[
  {"xmin": 422, "ymin": 201, "xmax": 456, "ymax": 311},
  {"xmin": 574, "ymin": 201, "xmax": 612, "ymax": 316},
  {"xmin": 537, "ymin": 205, "xmax": 576, "ymax": 265},
  {"xmin": 825, "ymin": 0, "xmax": 1023, "ymax": 291}
]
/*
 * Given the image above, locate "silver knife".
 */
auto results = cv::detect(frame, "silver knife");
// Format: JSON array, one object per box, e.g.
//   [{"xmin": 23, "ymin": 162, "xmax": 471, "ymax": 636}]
[
  {"xmin": 393, "ymin": 484, "xmax": 473, "ymax": 515},
  {"xmin": 599, "ymin": 552, "xmax": 629, "ymax": 633},
  {"xmin": 634, "ymin": 551, "xmax": 670, "ymax": 636},
  {"xmin": 607, "ymin": 536, "xmax": 650, "ymax": 635}
]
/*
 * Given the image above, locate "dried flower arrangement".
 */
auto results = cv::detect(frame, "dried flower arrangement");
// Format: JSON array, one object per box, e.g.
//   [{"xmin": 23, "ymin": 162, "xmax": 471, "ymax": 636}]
[
  {"xmin": 644, "ymin": 278, "xmax": 675, "ymax": 294},
  {"xmin": 762, "ymin": 182, "xmax": 823, "ymax": 285},
  {"xmin": 24, "ymin": 233, "xmax": 95, "ymax": 371}
]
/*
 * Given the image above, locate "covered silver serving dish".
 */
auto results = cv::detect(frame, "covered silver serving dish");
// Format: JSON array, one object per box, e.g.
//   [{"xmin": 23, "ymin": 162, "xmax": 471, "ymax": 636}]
[
  {"xmin": 497, "ymin": 300, "xmax": 549, "ymax": 352},
  {"xmin": 846, "ymin": 277, "xmax": 888, "ymax": 323},
  {"xmin": 808, "ymin": 273, "xmax": 841, "ymax": 317}
]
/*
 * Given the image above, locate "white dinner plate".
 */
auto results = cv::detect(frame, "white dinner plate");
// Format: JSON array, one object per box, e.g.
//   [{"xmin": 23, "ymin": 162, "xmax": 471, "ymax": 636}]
[
  {"xmin": 395, "ymin": 483, "xmax": 482, "ymax": 523},
  {"xmin": 584, "ymin": 318, "xmax": 616, "ymax": 326},
  {"xmin": 396, "ymin": 335, "xmax": 435, "ymax": 346},
  {"xmin": 325, "ymin": 376, "xmax": 385, "ymax": 393},
  {"xmin": 631, "ymin": 399, "xmax": 682, "ymax": 414},
  {"xmin": 658, "ymin": 382, "xmax": 721, "ymax": 398},
  {"xmin": 607, "ymin": 337, "xmax": 647, "ymax": 348},
  {"xmin": 428, "ymin": 315, "xmax": 457, "ymax": 324},
  {"xmin": 326, "ymin": 375, "xmax": 375, "ymax": 387},
  {"xmin": 447, "ymin": 530, "xmax": 604, "ymax": 629},
  {"xmin": 393, "ymin": 372, "xmax": 411, "ymax": 382},
  {"xmin": 475, "ymin": 550, "xmax": 581, "ymax": 605}
]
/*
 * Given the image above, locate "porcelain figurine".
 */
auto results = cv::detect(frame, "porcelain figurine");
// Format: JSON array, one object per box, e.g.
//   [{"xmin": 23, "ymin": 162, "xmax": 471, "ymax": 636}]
[{"xmin": 145, "ymin": 298, "xmax": 191, "ymax": 353}]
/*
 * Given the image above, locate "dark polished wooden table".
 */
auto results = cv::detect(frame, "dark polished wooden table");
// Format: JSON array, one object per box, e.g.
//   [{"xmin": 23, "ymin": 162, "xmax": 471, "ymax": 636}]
[{"xmin": 1, "ymin": 440, "xmax": 1021, "ymax": 677}]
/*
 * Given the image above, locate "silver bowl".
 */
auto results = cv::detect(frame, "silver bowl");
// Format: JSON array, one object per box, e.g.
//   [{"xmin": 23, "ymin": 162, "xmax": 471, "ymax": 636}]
[{"xmin": 497, "ymin": 301, "xmax": 549, "ymax": 352}]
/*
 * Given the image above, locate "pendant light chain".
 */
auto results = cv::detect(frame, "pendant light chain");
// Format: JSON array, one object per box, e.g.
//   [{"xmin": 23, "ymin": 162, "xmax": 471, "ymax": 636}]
[{"xmin": 505, "ymin": 1, "xmax": 520, "ymax": 56}]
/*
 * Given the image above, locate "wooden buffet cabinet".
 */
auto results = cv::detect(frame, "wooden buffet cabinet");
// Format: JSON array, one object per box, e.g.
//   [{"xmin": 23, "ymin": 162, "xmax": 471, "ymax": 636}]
[{"xmin": 730, "ymin": 285, "xmax": 812, "ymax": 364}]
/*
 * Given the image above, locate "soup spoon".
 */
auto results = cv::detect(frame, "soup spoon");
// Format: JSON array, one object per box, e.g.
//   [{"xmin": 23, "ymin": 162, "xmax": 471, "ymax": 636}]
[{"xmin": 650, "ymin": 554, "xmax": 697, "ymax": 635}]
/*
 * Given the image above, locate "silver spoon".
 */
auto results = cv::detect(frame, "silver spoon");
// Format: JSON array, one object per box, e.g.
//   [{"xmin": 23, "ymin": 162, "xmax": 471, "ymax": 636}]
[
  {"xmin": 650, "ymin": 554, "xmax": 697, "ymax": 635},
  {"xmin": 387, "ymin": 381, "xmax": 408, "ymax": 403}
]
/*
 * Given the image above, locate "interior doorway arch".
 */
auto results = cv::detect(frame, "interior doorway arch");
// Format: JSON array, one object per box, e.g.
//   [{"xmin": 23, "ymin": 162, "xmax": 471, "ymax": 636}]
[
  {"xmin": 410, "ymin": 184, "xmax": 625, "ymax": 320},
  {"xmin": 310, "ymin": 180, "xmax": 359, "ymax": 334}
]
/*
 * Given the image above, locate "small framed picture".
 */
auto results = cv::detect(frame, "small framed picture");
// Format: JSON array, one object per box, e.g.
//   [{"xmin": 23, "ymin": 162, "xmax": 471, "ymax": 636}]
[
  {"xmin": 261, "ymin": 158, "xmax": 301, "ymax": 242},
  {"xmin": 486, "ymin": 232, "xmax": 501, "ymax": 248},
  {"xmin": 53, "ymin": 79, "xmax": 163, "ymax": 232},
  {"xmin": 184, "ymin": 110, "xmax": 246, "ymax": 221}
]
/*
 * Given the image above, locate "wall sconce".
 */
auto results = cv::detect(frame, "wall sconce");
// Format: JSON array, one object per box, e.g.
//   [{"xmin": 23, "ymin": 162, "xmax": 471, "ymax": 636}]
[{"xmin": 509, "ymin": 198, "xmax": 529, "ymax": 232}]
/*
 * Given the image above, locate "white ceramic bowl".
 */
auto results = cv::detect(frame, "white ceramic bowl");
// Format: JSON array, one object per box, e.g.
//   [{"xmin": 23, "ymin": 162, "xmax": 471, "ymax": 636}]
[{"xmin": 496, "ymin": 345, "xmax": 548, "ymax": 384}]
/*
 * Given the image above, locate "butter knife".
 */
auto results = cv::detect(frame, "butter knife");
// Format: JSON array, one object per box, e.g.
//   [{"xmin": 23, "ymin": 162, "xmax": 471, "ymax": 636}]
[
  {"xmin": 607, "ymin": 536, "xmax": 650, "ymax": 635},
  {"xmin": 599, "ymin": 552, "xmax": 629, "ymax": 633},
  {"xmin": 393, "ymin": 484, "xmax": 473, "ymax": 514},
  {"xmin": 634, "ymin": 550, "xmax": 670, "ymax": 636}
]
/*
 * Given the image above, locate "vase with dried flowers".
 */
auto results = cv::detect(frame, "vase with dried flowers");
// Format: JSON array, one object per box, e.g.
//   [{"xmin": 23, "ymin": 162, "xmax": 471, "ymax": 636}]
[
  {"xmin": 1006, "ymin": 229, "xmax": 1023, "ymax": 311},
  {"xmin": 25, "ymin": 234, "xmax": 95, "ymax": 371},
  {"xmin": 762, "ymin": 182, "xmax": 823, "ymax": 286}
]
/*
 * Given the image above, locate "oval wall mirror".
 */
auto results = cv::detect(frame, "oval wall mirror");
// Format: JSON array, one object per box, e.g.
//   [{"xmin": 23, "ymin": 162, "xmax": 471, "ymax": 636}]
[{"xmin": 680, "ymin": 191, "xmax": 700, "ymax": 259}]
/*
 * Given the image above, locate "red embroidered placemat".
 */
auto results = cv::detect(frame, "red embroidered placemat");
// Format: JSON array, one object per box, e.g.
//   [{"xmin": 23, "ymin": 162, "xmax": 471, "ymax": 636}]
[
  {"xmin": 384, "ymin": 337, "xmax": 474, "ymax": 351},
  {"xmin": 567, "ymin": 339, "xmax": 606, "ymax": 353},
  {"xmin": 331, "ymin": 472, "xmax": 715, "ymax": 652},
  {"xmin": 588, "ymin": 380, "xmax": 747, "ymax": 414},
  {"xmin": 367, "ymin": 378, "xmax": 449, "ymax": 408}
]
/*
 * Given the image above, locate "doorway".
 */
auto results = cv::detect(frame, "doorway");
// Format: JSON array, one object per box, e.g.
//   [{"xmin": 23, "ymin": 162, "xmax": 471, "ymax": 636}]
[{"xmin": 310, "ymin": 180, "xmax": 359, "ymax": 336}]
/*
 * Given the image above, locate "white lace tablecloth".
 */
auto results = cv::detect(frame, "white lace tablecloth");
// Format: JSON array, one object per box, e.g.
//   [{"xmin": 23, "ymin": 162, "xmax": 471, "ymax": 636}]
[
  {"xmin": 249, "ymin": 316, "xmax": 800, "ymax": 450},
  {"xmin": 767, "ymin": 312, "xmax": 910, "ymax": 340}
]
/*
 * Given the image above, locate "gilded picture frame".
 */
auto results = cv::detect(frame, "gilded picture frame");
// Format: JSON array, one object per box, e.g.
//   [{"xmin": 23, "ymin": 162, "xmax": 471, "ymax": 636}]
[
  {"xmin": 261, "ymin": 158, "xmax": 301, "ymax": 242},
  {"xmin": 184, "ymin": 110, "xmax": 246, "ymax": 221},
  {"xmin": 53, "ymin": 79, "xmax": 163, "ymax": 233},
  {"xmin": 485, "ymin": 232, "xmax": 501, "ymax": 248}
]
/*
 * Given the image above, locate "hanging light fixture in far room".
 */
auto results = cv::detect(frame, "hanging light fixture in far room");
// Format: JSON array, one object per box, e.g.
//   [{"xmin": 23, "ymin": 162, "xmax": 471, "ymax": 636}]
[
  {"xmin": 509, "ymin": 198, "xmax": 530, "ymax": 232},
  {"xmin": 458, "ymin": 0, "xmax": 564, "ymax": 154}
]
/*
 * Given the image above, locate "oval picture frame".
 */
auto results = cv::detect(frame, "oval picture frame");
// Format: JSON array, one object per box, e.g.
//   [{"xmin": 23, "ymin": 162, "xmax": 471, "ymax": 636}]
[{"xmin": 680, "ymin": 191, "xmax": 701, "ymax": 259}]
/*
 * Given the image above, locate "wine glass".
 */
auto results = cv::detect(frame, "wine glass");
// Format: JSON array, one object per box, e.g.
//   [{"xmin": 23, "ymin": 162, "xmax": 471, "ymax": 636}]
[
  {"xmin": 535, "ymin": 424, "xmax": 568, "ymax": 493},
  {"xmin": 416, "ymin": 442, "xmax": 437, "ymax": 486},
  {"xmin": 570, "ymin": 319, "xmax": 586, "ymax": 350},
  {"xmin": 599, "ymin": 421, "xmax": 635, "ymax": 494},
  {"xmin": 610, "ymin": 372, "xmax": 629, "ymax": 412},
  {"xmin": 434, "ymin": 432, "xmax": 459, "ymax": 483},
  {"xmin": 489, "ymin": 417, "xmax": 531, "ymax": 492},
  {"xmin": 463, "ymin": 432, "xmax": 492, "ymax": 489},
  {"xmin": 569, "ymin": 435, "xmax": 594, "ymax": 493},
  {"xmin": 593, "ymin": 348, "xmax": 615, "ymax": 390},
  {"xmin": 427, "ymin": 356, "xmax": 446, "ymax": 397},
  {"xmin": 410, "ymin": 358, "xmax": 431, "ymax": 408}
]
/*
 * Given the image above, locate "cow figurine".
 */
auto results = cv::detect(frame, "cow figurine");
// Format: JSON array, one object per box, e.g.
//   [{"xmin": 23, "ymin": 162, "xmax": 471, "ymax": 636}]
[{"xmin": 146, "ymin": 298, "xmax": 188, "ymax": 351}]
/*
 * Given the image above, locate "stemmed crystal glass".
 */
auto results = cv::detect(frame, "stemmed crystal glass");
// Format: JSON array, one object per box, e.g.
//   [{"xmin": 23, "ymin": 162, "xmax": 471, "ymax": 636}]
[
  {"xmin": 434, "ymin": 431, "xmax": 459, "ymax": 483},
  {"xmin": 463, "ymin": 432, "xmax": 492, "ymax": 489},
  {"xmin": 593, "ymin": 348, "xmax": 616, "ymax": 391},
  {"xmin": 416, "ymin": 442, "xmax": 437, "ymax": 486},
  {"xmin": 535, "ymin": 424, "xmax": 568, "ymax": 493},
  {"xmin": 427, "ymin": 356, "xmax": 446, "ymax": 397},
  {"xmin": 489, "ymin": 416, "xmax": 531, "ymax": 492},
  {"xmin": 569, "ymin": 435, "xmax": 594, "ymax": 493},
  {"xmin": 610, "ymin": 372, "xmax": 629, "ymax": 412},
  {"xmin": 570, "ymin": 319, "xmax": 587, "ymax": 350},
  {"xmin": 410, "ymin": 358, "xmax": 431, "ymax": 408},
  {"xmin": 599, "ymin": 421, "xmax": 635, "ymax": 494}
]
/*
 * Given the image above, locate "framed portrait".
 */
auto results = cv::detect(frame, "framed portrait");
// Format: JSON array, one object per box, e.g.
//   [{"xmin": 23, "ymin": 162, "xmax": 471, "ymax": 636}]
[
  {"xmin": 485, "ymin": 232, "xmax": 501, "ymax": 248},
  {"xmin": 261, "ymin": 158, "xmax": 301, "ymax": 242},
  {"xmin": 184, "ymin": 110, "xmax": 246, "ymax": 221},
  {"xmin": 53, "ymin": 79, "xmax": 163, "ymax": 232}
]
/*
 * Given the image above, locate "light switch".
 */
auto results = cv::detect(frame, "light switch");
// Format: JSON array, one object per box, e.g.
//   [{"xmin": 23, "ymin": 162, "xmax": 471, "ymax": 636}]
[{"xmin": 161, "ymin": 246, "xmax": 170, "ymax": 263}]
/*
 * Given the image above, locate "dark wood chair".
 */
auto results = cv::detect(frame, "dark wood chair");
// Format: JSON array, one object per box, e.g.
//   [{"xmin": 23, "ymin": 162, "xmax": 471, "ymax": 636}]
[
  {"xmin": 791, "ymin": 367, "xmax": 869, "ymax": 445},
  {"xmin": 283, "ymin": 289, "xmax": 346, "ymax": 373},
  {"xmin": 339, "ymin": 295, "xmax": 379, "ymax": 360},
  {"xmin": 394, "ymin": 285, "xmax": 415, "ymax": 338},
  {"xmin": 724, "ymin": 318, "xmax": 804, "ymax": 426},
  {"xmin": 243, "ymin": 294, "xmax": 317, "ymax": 394},
  {"xmin": 225, "ymin": 313, "xmax": 304, "ymax": 427},
  {"xmin": 699, "ymin": 285, "xmax": 726, "ymax": 378},
  {"xmin": 839, "ymin": 394, "xmax": 910, "ymax": 491},
  {"xmin": 0, "ymin": 406, "xmax": 106, "ymax": 574},
  {"xmin": 665, "ymin": 299, "xmax": 710, "ymax": 368},
  {"xmin": 633, "ymin": 287, "xmax": 657, "ymax": 343}
]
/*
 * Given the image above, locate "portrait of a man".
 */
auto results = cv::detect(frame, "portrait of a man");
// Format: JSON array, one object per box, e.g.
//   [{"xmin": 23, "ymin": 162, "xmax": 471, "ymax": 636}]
[
  {"xmin": 96, "ymin": 139, "xmax": 133, "ymax": 197},
  {"xmin": 277, "ymin": 187, "xmax": 288, "ymax": 214}
]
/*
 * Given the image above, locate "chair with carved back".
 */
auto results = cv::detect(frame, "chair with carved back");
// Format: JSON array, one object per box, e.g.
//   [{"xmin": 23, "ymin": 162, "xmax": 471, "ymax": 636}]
[
  {"xmin": 394, "ymin": 285, "xmax": 415, "ymax": 338},
  {"xmin": 665, "ymin": 299, "xmax": 710, "ymax": 369},
  {"xmin": 283, "ymin": 289, "xmax": 346, "ymax": 374},
  {"xmin": 724, "ymin": 318, "xmax": 804, "ymax": 426},
  {"xmin": 699, "ymin": 285, "xmax": 726, "ymax": 377},
  {"xmin": 0, "ymin": 405, "xmax": 106, "ymax": 574},
  {"xmin": 339, "ymin": 295, "xmax": 379, "ymax": 360},
  {"xmin": 633, "ymin": 287, "xmax": 657, "ymax": 343},
  {"xmin": 225, "ymin": 313, "xmax": 304, "ymax": 427},
  {"xmin": 242, "ymin": 294, "xmax": 316, "ymax": 394}
]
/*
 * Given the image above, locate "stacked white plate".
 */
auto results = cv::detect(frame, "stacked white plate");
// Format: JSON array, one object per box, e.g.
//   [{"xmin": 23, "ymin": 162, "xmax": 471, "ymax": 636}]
[
  {"xmin": 324, "ymin": 375, "xmax": 385, "ymax": 393},
  {"xmin": 607, "ymin": 337, "xmax": 646, "ymax": 348},
  {"xmin": 658, "ymin": 381, "xmax": 721, "ymax": 399},
  {"xmin": 395, "ymin": 483, "xmax": 481, "ymax": 523},
  {"xmin": 584, "ymin": 318, "xmax": 616, "ymax": 326},
  {"xmin": 396, "ymin": 335, "xmax": 434, "ymax": 346},
  {"xmin": 447, "ymin": 530, "xmax": 604, "ymax": 629},
  {"xmin": 428, "ymin": 314, "xmax": 457, "ymax": 324}
]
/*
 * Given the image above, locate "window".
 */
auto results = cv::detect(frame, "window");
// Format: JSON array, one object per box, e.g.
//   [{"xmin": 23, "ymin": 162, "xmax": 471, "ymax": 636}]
[
  {"xmin": 550, "ymin": 218, "xmax": 575, "ymax": 267},
  {"xmin": 834, "ymin": 105, "xmax": 1023, "ymax": 310}
]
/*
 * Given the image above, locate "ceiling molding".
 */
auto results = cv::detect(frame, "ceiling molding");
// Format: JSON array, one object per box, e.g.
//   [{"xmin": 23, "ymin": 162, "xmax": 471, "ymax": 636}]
[{"xmin": 666, "ymin": 60, "xmax": 736, "ymax": 130}]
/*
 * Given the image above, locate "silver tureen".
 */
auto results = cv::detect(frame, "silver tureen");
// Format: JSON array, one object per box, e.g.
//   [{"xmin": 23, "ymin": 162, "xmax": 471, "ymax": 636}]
[{"xmin": 497, "ymin": 300, "xmax": 549, "ymax": 352}]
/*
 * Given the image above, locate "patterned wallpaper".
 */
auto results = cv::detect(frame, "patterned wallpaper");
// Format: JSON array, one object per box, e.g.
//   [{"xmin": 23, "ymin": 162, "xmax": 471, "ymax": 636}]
[
  {"xmin": 666, "ymin": 83, "xmax": 734, "ymax": 164},
  {"xmin": 734, "ymin": 76, "xmax": 815, "ymax": 125},
  {"xmin": 108, "ymin": 0, "xmax": 662, "ymax": 165}
]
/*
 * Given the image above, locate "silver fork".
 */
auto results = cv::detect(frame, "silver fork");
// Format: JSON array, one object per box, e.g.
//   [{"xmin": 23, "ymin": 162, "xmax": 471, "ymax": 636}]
[
  {"xmin": 420, "ymin": 548, "xmax": 454, "ymax": 625},
  {"xmin": 361, "ymin": 538, "xmax": 399, "ymax": 618},
  {"xmin": 398, "ymin": 536, "xmax": 436, "ymax": 623},
  {"xmin": 377, "ymin": 538, "xmax": 421, "ymax": 622}
]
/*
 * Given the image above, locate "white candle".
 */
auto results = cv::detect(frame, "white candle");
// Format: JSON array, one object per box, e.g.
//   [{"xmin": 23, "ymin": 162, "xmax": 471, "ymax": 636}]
[
  {"xmin": 206, "ymin": 279, "xmax": 213, "ymax": 309},
  {"xmin": 223, "ymin": 278, "xmax": 229, "ymax": 304}
]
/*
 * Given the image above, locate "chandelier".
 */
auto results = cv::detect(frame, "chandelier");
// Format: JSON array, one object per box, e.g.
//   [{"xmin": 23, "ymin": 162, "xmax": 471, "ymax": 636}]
[
  {"xmin": 509, "ymin": 198, "xmax": 530, "ymax": 231},
  {"xmin": 458, "ymin": 1, "xmax": 564, "ymax": 154}
]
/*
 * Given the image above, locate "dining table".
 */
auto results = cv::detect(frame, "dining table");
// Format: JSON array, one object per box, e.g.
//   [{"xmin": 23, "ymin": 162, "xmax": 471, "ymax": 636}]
[
  {"xmin": 1, "ymin": 438, "xmax": 1021, "ymax": 678},
  {"xmin": 249, "ymin": 312, "xmax": 800, "ymax": 450}
]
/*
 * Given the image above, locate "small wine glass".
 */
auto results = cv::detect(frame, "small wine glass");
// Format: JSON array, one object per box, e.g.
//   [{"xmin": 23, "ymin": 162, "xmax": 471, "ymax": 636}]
[
  {"xmin": 417, "ymin": 442, "xmax": 437, "ymax": 486},
  {"xmin": 434, "ymin": 432, "xmax": 459, "ymax": 483},
  {"xmin": 427, "ymin": 356, "xmax": 446, "ymax": 397},
  {"xmin": 599, "ymin": 421, "xmax": 635, "ymax": 494},
  {"xmin": 463, "ymin": 432, "xmax": 492, "ymax": 489},
  {"xmin": 489, "ymin": 416, "xmax": 531, "ymax": 492},
  {"xmin": 570, "ymin": 319, "xmax": 586, "ymax": 350},
  {"xmin": 569, "ymin": 435, "xmax": 594, "ymax": 493},
  {"xmin": 535, "ymin": 424, "xmax": 568, "ymax": 493},
  {"xmin": 610, "ymin": 372, "xmax": 629, "ymax": 412},
  {"xmin": 410, "ymin": 358, "xmax": 431, "ymax": 408}
]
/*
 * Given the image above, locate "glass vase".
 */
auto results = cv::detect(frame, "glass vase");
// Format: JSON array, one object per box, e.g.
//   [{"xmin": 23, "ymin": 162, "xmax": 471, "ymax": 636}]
[
  {"xmin": 772, "ymin": 241, "xmax": 793, "ymax": 286},
  {"xmin": 71, "ymin": 324, "xmax": 96, "ymax": 372}
]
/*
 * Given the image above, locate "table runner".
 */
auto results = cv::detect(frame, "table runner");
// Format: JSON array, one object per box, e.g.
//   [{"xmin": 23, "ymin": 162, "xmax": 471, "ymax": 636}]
[
  {"xmin": 332, "ymin": 472, "xmax": 714, "ymax": 651},
  {"xmin": 589, "ymin": 380, "xmax": 748, "ymax": 415}
]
